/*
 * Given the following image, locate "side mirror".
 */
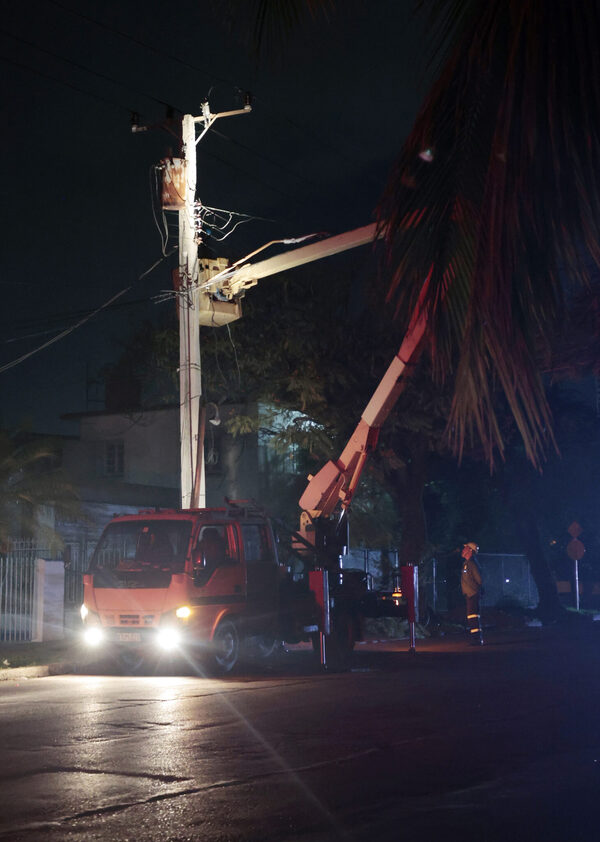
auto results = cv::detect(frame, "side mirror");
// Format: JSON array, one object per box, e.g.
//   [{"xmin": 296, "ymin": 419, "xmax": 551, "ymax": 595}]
[{"xmin": 193, "ymin": 550, "xmax": 207, "ymax": 571}]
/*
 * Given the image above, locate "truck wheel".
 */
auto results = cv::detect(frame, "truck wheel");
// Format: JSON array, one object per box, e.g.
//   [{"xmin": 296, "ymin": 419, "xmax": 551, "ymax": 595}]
[
  {"xmin": 210, "ymin": 621, "xmax": 240, "ymax": 674},
  {"xmin": 245, "ymin": 634, "xmax": 283, "ymax": 667}
]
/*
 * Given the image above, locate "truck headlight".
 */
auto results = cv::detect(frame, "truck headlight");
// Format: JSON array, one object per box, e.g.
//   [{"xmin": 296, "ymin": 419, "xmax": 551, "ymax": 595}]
[
  {"xmin": 175, "ymin": 605, "xmax": 192, "ymax": 619},
  {"xmin": 83, "ymin": 626, "xmax": 104, "ymax": 647},
  {"xmin": 156, "ymin": 627, "xmax": 181, "ymax": 651}
]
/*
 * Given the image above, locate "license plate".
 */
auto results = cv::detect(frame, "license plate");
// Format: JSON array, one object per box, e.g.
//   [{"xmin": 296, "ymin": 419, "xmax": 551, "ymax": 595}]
[{"xmin": 117, "ymin": 632, "xmax": 141, "ymax": 643}]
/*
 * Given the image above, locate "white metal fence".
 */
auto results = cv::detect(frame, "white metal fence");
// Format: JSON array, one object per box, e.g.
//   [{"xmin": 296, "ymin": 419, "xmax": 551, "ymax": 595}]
[{"xmin": 0, "ymin": 540, "xmax": 45, "ymax": 642}]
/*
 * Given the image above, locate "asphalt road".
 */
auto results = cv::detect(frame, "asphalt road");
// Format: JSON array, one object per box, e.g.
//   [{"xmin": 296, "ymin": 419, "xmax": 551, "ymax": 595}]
[{"xmin": 0, "ymin": 625, "xmax": 599, "ymax": 842}]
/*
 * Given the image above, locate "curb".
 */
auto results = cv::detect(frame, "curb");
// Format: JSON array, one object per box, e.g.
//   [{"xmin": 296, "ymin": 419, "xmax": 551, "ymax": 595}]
[{"xmin": 0, "ymin": 662, "xmax": 74, "ymax": 681}]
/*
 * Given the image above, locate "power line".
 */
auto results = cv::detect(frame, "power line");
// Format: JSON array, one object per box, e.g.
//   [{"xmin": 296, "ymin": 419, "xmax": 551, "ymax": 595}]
[
  {"xmin": 0, "ymin": 52, "xmax": 132, "ymax": 114},
  {"xmin": 45, "ymin": 0, "xmax": 233, "ymax": 87},
  {"xmin": 44, "ymin": 0, "xmax": 370, "ymax": 185},
  {"xmin": 0, "ymin": 250, "xmax": 176, "ymax": 374},
  {"xmin": 0, "ymin": 26, "xmax": 182, "ymax": 115},
  {"xmin": 4, "ymin": 7, "xmax": 352, "ymax": 214},
  {"xmin": 1, "ymin": 294, "xmax": 166, "ymax": 343},
  {"xmin": 1, "ymin": 46, "xmax": 313, "ymax": 210}
]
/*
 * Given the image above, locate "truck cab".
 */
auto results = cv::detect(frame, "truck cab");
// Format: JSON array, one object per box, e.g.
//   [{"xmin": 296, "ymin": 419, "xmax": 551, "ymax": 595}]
[{"xmin": 80, "ymin": 503, "xmax": 290, "ymax": 673}]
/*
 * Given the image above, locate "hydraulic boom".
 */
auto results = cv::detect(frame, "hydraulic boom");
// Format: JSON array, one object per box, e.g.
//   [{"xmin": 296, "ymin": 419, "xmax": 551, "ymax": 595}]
[{"xmin": 297, "ymin": 280, "xmax": 431, "ymax": 551}]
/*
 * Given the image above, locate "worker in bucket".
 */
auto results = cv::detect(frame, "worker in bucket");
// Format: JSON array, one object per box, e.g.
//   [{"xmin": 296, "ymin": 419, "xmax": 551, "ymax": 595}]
[{"xmin": 461, "ymin": 542, "xmax": 483, "ymax": 645}]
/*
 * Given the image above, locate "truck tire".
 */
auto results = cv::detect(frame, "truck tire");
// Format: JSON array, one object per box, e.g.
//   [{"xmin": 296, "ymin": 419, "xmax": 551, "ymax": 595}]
[
  {"xmin": 210, "ymin": 620, "xmax": 240, "ymax": 675},
  {"xmin": 245, "ymin": 634, "xmax": 284, "ymax": 668}
]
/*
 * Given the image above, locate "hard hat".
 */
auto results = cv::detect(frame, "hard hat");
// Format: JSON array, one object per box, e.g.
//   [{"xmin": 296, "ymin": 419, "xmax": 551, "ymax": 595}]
[{"xmin": 464, "ymin": 541, "xmax": 479, "ymax": 552}]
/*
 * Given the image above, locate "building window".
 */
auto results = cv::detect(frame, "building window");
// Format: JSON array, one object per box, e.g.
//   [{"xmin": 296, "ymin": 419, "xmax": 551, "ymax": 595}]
[{"xmin": 105, "ymin": 441, "xmax": 124, "ymax": 477}]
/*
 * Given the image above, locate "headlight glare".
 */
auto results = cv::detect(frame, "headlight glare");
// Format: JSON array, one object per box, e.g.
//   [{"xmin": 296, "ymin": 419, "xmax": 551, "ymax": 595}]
[
  {"xmin": 80, "ymin": 603, "xmax": 89, "ymax": 621},
  {"xmin": 83, "ymin": 626, "xmax": 104, "ymax": 647},
  {"xmin": 156, "ymin": 627, "xmax": 181, "ymax": 651},
  {"xmin": 175, "ymin": 605, "xmax": 192, "ymax": 619}
]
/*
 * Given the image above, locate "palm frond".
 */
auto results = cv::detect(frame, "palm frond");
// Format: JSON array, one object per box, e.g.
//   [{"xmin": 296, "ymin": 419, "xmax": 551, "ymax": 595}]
[
  {"xmin": 212, "ymin": 0, "xmax": 336, "ymax": 60},
  {"xmin": 378, "ymin": 0, "xmax": 600, "ymax": 468}
]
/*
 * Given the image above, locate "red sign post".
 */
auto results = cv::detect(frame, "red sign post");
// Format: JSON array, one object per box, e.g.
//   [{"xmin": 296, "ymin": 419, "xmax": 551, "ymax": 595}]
[{"xmin": 567, "ymin": 523, "xmax": 585, "ymax": 611}]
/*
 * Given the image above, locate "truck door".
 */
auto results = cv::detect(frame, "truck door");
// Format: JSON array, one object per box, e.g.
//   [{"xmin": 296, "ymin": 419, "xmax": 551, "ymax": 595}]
[
  {"xmin": 190, "ymin": 524, "xmax": 244, "ymax": 636},
  {"xmin": 241, "ymin": 523, "xmax": 278, "ymax": 627}
]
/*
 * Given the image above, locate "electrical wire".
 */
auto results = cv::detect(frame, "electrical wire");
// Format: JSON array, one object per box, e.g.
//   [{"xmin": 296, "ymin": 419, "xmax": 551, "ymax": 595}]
[
  {"xmin": 45, "ymin": 0, "xmax": 234, "ymax": 88},
  {"xmin": 0, "ymin": 52, "xmax": 132, "ymax": 114},
  {"xmin": 0, "ymin": 57, "xmax": 315, "ymax": 213},
  {"xmin": 150, "ymin": 164, "xmax": 170, "ymax": 255},
  {"xmin": 226, "ymin": 323, "xmax": 242, "ymax": 388},
  {"xmin": 44, "ymin": 0, "xmax": 373, "ymax": 188},
  {"xmin": 196, "ymin": 207, "xmax": 253, "ymax": 242},
  {"xmin": 0, "ymin": 288, "xmax": 131, "ymax": 374},
  {"xmin": 195, "ymin": 204, "xmax": 277, "ymax": 243},
  {"xmin": 0, "ymin": 26, "xmax": 182, "ymax": 116},
  {"xmin": 1, "ymin": 294, "xmax": 161, "ymax": 341},
  {"xmin": 0, "ymin": 249, "xmax": 177, "ymax": 374},
  {"xmin": 212, "ymin": 328, "xmax": 228, "ymax": 390},
  {"xmin": 201, "ymin": 204, "xmax": 278, "ymax": 224},
  {"xmin": 197, "ymin": 232, "xmax": 327, "ymax": 292}
]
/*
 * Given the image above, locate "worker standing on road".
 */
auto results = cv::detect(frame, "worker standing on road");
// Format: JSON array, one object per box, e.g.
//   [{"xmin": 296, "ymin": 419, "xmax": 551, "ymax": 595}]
[{"xmin": 461, "ymin": 542, "xmax": 483, "ymax": 645}]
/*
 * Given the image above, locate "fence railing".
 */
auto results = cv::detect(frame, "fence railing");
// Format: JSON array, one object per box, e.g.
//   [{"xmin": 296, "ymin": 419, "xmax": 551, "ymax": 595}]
[
  {"xmin": 343, "ymin": 549, "xmax": 539, "ymax": 612},
  {"xmin": 0, "ymin": 538, "xmax": 96, "ymax": 642},
  {"xmin": 0, "ymin": 540, "xmax": 45, "ymax": 642}
]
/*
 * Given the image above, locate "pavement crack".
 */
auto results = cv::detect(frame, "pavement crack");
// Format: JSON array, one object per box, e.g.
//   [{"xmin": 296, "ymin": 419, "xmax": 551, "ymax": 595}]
[
  {"xmin": 0, "ymin": 766, "xmax": 192, "ymax": 784},
  {"xmin": 0, "ymin": 747, "xmax": 381, "ymax": 835}
]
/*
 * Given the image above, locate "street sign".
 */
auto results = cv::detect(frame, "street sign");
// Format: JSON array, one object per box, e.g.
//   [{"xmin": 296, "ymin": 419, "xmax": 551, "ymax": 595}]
[{"xmin": 567, "ymin": 538, "xmax": 585, "ymax": 561}]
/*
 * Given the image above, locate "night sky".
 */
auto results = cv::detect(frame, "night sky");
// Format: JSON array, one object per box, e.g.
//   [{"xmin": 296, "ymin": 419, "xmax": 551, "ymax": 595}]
[{"xmin": 0, "ymin": 0, "xmax": 427, "ymax": 434}]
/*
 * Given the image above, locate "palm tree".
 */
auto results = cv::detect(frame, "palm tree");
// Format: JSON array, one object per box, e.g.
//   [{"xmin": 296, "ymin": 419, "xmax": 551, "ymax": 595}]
[
  {"xmin": 377, "ymin": 0, "xmax": 600, "ymax": 469},
  {"xmin": 372, "ymin": 2, "xmax": 600, "ymax": 618}
]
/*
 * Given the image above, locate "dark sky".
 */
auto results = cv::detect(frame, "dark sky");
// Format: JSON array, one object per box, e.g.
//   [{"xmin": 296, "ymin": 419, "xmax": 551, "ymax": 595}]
[{"xmin": 0, "ymin": 0, "xmax": 428, "ymax": 434}]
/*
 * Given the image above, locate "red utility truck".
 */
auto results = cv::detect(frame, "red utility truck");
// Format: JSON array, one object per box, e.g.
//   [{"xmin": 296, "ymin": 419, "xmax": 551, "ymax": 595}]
[
  {"xmin": 80, "ymin": 500, "xmax": 367, "ymax": 673},
  {"xmin": 80, "ymin": 254, "xmax": 429, "ymax": 673}
]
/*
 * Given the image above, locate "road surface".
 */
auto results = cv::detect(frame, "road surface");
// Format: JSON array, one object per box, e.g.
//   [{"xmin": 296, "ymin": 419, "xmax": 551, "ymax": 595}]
[{"xmin": 0, "ymin": 625, "xmax": 598, "ymax": 841}]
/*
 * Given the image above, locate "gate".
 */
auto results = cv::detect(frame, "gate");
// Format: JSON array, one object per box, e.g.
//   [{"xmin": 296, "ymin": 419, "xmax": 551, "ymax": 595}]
[
  {"xmin": 0, "ymin": 538, "xmax": 96, "ymax": 641},
  {"xmin": 63, "ymin": 539, "xmax": 96, "ymax": 611}
]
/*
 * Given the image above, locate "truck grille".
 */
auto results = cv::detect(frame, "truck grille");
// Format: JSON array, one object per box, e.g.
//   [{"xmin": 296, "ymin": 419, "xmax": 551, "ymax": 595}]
[
  {"xmin": 118, "ymin": 614, "xmax": 155, "ymax": 626},
  {"xmin": 120, "ymin": 614, "xmax": 140, "ymax": 625}
]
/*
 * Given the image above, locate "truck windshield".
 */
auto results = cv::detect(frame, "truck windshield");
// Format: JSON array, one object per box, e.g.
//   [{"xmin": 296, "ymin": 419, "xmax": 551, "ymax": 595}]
[{"xmin": 90, "ymin": 520, "xmax": 192, "ymax": 573}]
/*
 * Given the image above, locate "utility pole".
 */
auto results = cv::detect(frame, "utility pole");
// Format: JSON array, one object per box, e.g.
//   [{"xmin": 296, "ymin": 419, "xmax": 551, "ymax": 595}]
[
  {"xmin": 178, "ymin": 113, "xmax": 202, "ymax": 509},
  {"xmin": 172, "ymin": 98, "xmax": 252, "ymax": 509}
]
